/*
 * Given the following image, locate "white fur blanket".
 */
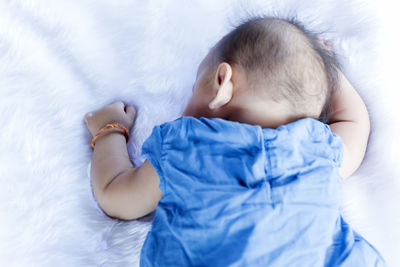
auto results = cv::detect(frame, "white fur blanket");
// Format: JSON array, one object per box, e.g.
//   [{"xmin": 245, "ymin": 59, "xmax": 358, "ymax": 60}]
[{"xmin": 0, "ymin": 0, "xmax": 399, "ymax": 266}]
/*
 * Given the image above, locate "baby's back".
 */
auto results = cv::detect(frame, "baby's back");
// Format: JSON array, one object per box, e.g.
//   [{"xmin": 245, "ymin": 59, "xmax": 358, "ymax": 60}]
[{"xmin": 139, "ymin": 116, "xmax": 384, "ymax": 267}]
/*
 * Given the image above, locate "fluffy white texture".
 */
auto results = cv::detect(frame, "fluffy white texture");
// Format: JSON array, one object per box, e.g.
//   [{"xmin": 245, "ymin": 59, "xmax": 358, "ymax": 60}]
[{"xmin": 0, "ymin": 0, "xmax": 398, "ymax": 266}]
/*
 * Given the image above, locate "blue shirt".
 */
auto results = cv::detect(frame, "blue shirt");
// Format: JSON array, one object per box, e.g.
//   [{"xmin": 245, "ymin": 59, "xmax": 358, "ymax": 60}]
[{"xmin": 139, "ymin": 116, "xmax": 386, "ymax": 266}]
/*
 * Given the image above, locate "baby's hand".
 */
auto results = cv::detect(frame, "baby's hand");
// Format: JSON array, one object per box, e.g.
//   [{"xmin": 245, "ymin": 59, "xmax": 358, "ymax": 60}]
[{"xmin": 84, "ymin": 101, "xmax": 137, "ymax": 137}]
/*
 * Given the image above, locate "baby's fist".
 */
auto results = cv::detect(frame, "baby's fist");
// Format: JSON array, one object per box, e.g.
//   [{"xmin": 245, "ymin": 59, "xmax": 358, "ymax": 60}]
[{"xmin": 84, "ymin": 101, "xmax": 137, "ymax": 137}]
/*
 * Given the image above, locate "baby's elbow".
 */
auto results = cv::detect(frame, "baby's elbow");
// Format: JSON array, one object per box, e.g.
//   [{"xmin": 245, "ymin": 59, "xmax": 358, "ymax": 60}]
[
  {"xmin": 100, "ymin": 203, "xmax": 141, "ymax": 221},
  {"xmin": 105, "ymin": 211, "xmax": 138, "ymax": 221},
  {"xmin": 96, "ymin": 194, "xmax": 140, "ymax": 221},
  {"xmin": 338, "ymin": 129, "xmax": 369, "ymax": 180}
]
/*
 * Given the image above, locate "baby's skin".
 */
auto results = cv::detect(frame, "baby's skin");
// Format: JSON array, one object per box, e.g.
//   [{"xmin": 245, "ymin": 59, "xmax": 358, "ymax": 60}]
[{"xmin": 84, "ymin": 38, "xmax": 370, "ymax": 221}]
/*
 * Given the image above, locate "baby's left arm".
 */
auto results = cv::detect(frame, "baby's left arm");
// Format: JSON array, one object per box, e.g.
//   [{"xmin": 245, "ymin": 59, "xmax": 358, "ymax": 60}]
[
  {"xmin": 328, "ymin": 71, "xmax": 371, "ymax": 179},
  {"xmin": 84, "ymin": 101, "xmax": 162, "ymax": 220}
]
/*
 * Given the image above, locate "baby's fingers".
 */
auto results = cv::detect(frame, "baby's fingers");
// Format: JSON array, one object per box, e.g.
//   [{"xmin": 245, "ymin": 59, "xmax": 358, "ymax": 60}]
[
  {"xmin": 110, "ymin": 101, "xmax": 125, "ymax": 110},
  {"xmin": 125, "ymin": 105, "xmax": 137, "ymax": 121},
  {"xmin": 84, "ymin": 112, "xmax": 93, "ymax": 124}
]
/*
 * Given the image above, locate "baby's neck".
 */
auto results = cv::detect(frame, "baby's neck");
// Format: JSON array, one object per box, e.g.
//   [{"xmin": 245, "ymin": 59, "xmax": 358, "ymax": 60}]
[{"xmin": 225, "ymin": 94, "xmax": 295, "ymax": 129}]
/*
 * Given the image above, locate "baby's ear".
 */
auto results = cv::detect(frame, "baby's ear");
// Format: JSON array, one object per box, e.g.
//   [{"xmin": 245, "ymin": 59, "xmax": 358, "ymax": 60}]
[{"xmin": 208, "ymin": 63, "xmax": 233, "ymax": 110}]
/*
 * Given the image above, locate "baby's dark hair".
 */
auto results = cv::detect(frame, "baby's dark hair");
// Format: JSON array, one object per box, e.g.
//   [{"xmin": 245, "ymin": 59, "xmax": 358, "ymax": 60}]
[{"xmin": 211, "ymin": 16, "xmax": 339, "ymax": 124}]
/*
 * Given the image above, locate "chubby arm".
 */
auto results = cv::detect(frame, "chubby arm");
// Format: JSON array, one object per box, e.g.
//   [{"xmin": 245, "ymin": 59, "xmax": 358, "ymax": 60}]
[
  {"xmin": 328, "ymin": 70, "xmax": 371, "ymax": 179},
  {"xmin": 91, "ymin": 131, "xmax": 162, "ymax": 221}
]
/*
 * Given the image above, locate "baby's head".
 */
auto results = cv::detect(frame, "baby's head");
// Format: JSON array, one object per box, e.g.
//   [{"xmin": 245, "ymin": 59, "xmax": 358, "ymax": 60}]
[{"xmin": 183, "ymin": 16, "xmax": 339, "ymax": 128}]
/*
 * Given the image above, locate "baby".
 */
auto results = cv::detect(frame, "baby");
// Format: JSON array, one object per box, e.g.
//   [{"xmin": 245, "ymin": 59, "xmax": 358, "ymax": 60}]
[{"xmin": 84, "ymin": 16, "xmax": 385, "ymax": 266}]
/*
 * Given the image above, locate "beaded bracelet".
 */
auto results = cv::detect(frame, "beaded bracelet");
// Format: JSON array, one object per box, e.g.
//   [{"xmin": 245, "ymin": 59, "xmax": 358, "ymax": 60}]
[{"xmin": 91, "ymin": 123, "xmax": 129, "ymax": 149}]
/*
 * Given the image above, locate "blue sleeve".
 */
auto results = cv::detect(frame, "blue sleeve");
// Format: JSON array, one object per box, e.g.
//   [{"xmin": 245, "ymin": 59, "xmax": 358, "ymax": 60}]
[
  {"xmin": 300, "ymin": 118, "xmax": 345, "ymax": 169},
  {"xmin": 141, "ymin": 125, "xmax": 167, "ymax": 195},
  {"xmin": 324, "ymin": 124, "xmax": 345, "ymax": 168}
]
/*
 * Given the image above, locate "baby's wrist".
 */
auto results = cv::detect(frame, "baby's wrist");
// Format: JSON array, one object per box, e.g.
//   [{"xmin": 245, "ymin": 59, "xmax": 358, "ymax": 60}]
[
  {"xmin": 91, "ymin": 123, "xmax": 129, "ymax": 149},
  {"xmin": 94, "ymin": 128, "xmax": 124, "ymax": 139},
  {"xmin": 92, "ymin": 129, "xmax": 126, "ymax": 147}
]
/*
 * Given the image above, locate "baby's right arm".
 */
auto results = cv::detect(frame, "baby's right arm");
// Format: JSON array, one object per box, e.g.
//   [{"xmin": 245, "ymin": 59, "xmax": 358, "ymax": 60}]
[{"xmin": 328, "ymin": 70, "xmax": 370, "ymax": 179}]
